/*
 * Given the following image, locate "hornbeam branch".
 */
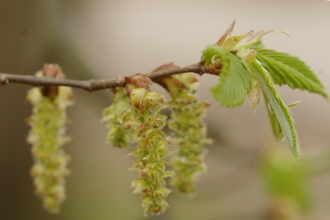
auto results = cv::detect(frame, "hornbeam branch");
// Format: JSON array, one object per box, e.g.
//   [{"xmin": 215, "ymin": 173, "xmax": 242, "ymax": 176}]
[{"xmin": 0, "ymin": 63, "xmax": 203, "ymax": 92}]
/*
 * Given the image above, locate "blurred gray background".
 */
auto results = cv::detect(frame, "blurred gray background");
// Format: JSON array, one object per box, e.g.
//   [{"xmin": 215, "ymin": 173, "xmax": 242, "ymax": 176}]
[{"xmin": 0, "ymin": 0, "xmax": 330, "ymax": 219}]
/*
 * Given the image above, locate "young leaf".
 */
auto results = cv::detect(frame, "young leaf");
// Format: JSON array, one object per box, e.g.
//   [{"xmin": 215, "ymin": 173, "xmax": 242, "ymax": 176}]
[
  {"xmin": 244, "ymin": 59, "xmax": 300, "ymax": 161},
  {"xmin": 265, "ymin": 98, "xmax": 284, "ymax": 141},
  {"xmin": 288, "ymin": 100, "xmax": 302, "ymax": 108},
  {"xmin": 202, "ymin": 45, "xmax": 251, "ymax": 107},
  {"xmin": 255, "ymin": 49, "xmax": 328, "ymax": 98},
  {"xmin": 222, "ymin": 30, "xmax": 253, "ymax": 51}
]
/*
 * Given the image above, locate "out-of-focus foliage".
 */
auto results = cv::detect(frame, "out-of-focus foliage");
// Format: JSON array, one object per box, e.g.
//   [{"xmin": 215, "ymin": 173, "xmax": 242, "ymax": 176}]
[{"xmin": 259, "ymin": 146, "xmax": 311, "ymax": 219}]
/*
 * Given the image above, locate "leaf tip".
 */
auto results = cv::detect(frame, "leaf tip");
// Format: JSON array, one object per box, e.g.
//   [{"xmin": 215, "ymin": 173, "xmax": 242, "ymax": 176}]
[
  {"xmin": 287, "ymin": 100, "xmax": 302, "ymax": 108},
  {"xmin": 293, "ymin": 148, "xmax": 301, "ymax": 165}
]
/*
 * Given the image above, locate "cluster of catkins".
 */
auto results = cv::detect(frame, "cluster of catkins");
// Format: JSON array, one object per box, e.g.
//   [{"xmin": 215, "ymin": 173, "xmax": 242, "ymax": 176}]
[
  {"xmin": 26, "ymin": 63, "xmax": 209, "ymax": 215},
  {"xmin": 27, "ymin": 64, "xmax": 73, "ymax": 213},
  {"xmin": 102, "ymin": 65, "xmax": 210, "ymax": 215}
]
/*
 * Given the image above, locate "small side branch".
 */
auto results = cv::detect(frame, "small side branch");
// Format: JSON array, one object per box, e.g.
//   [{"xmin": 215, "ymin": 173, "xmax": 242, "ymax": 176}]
[{"xmin": 0, "ymin": 63, "xmax": 203, "ymax": 92}]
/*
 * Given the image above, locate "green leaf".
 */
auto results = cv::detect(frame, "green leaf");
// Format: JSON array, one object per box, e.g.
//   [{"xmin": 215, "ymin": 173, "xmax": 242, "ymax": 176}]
[
  {"xmin": 255, "ymin": 49, "xmax": 328, "ymax": 98},
  {"xmin": 265, "ymin": 98, "xmax": 284, "ymax": 141},
  {"xmin": 234, "ymin": 39, "xmax": 264, "ymax": 50},
  {"xmin": 202, "ymin": 45, "xmax": 251, "ymax": 107},
  {"xmin": 245, "ymin": 59, "xmax": 300, "ymax": 161},
  {"xmin": 247, "ymin": 40, "xmax": 264, "ymax": 49}
]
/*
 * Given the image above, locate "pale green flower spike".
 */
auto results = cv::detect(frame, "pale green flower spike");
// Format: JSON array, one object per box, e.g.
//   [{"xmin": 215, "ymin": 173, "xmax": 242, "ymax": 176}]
[
  {"xmin": 125, "ymin": 73, "xmax": 174, "ymax": 216},
  {"xmin": 168, "ymin": 75, "xmax": 211, "ymax": 194},
  {"xmin": 26, "ymin": 64, "xmax": 73, "ymax": 213},
  {"xmin": 201, "ymin": 22, "xmax": 327, "ymax": 162},
  {"xmin": 101, "ymin": 87, "xmax": 134, "ymax": 148},
  {"xmin": 154, "ymin": 63, "xmax": 211, "ymax": 194}
]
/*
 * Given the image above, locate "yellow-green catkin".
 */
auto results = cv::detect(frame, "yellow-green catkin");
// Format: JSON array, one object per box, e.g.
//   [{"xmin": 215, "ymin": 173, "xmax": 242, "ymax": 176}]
[
  {"xmin": 101, "ymin": 87, "xmax": 134, "ymax": 148},
  {"xmin": 124, "ymin": 73, "xmax": 174, "ymax": 215},
  {"xmin": 26, "ymin": 64, "xmax": 73, "ymax": 213},
  {"xmin": 157, "ymin": 69, "xmax": 211, "ymax": 194}
]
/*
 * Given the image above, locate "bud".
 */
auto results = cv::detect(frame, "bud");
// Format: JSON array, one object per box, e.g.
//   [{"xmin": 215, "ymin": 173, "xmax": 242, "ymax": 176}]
[
  {"xmin": 142, "ymin": 92, "xmax": 164, "ymax": 110},
  {"xmin": 129, "ymin": 88, "xmax": 148, "ymax": 109}
]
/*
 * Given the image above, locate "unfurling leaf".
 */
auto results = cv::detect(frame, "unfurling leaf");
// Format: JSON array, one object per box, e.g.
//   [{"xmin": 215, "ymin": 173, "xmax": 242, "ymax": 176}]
[
  {"xmin": 255, "ymin": 49, "xmax": 328, "ymax": 98},
  {"xmin": 201, "ymin": 45, "xmax": 251, "ymax": 107},
  {"xmin": 247, "ymin": 75, "xmax": 261, "ymax": 112},
  {"xmin": 237, "ymin": 49, "xmax": 260, "ymax": 112},
  {"xmin": 222, "ymin": 30, "xmax": 253, "ymax": 51},
  {"xmin": 244, "ymin": 60, "xmax": 300, "ymax": 161}
]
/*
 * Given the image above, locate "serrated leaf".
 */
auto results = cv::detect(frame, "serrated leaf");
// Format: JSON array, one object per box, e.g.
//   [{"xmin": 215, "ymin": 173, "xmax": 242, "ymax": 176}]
[
  {"xmin": 265, "ymin": 98, "xmax": 284, "ymax": 141},
  {"xmin": 202, "ymin": 45, "xmax": 251, "ymax": 107},
  {"xmin": 255, "ymin": 49, "xmax": 327, "ymax": 98},
  {"xmin": 244, "ymin": 59, "xmax": 300, "ymax": 161}
]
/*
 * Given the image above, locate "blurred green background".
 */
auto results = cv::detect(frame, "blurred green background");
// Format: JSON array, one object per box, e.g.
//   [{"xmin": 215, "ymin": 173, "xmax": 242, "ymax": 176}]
[{"xmin": 1, "ymin": 1, "xmax": 330, "ymax": 219}]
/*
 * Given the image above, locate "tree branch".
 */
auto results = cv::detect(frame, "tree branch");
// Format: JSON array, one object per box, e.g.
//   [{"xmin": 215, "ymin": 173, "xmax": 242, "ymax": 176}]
[{"xmin": 0, "ymin": 62, "xmax": 204, "ymax": 92}]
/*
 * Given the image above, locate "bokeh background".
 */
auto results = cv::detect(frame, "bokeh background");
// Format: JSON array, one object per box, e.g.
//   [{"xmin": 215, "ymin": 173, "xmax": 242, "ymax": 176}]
[{"xmin": 1, "ymin": 0, "xmax": 330, "ymax": 219}]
